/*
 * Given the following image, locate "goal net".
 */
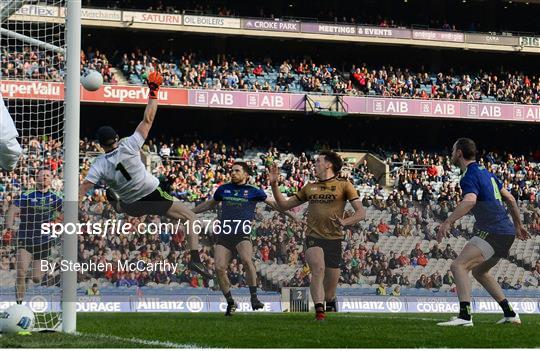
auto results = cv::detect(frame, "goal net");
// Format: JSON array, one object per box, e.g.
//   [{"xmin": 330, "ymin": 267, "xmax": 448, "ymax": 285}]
[{"xmin": 0, "ymin": 0, "xmax": 66, "ymax": 331}]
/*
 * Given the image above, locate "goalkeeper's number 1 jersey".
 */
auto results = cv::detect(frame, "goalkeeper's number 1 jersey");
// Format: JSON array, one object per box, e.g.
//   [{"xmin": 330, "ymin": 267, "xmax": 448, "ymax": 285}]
[{"xmin": 85, "ymin": 132, "xmax": 159, "ymax": 204}]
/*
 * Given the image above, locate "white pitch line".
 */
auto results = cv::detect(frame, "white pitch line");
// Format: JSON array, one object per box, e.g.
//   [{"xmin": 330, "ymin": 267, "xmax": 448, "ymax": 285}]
[
  {"xmin": 340, "ymin": 314, "xmax": 445, "ymax": 322},
  {"xmin": 76, "ymin": 332, "xmax": 200, "ymax": 348},
  {"xmin": 341, "ymin": 314, "xmax": 501, "ymax": 324}
]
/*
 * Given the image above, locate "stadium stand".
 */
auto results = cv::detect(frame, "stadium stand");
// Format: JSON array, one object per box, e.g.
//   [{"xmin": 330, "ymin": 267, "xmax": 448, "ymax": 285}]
[
  {"xmin": 116, "ymin": 50, "xmax": 540, "ymax": 103},
  {"xmin": 1, "ymin": 135, "xmax": 538, "ymax": 296},
  {"xmin": 0, "ymin": 47, "xmax": 65, "ymax": 81},
  {"xmin": 7, "ymin": 45, "xmax": 540, "ymax": 104},
  {"xmin": 3, "ymin": 43, "xmax": 540, "ymax": 104},
  {"xmin": 1, "ymin": 0, "xmax": 539, "ymax": 301}
]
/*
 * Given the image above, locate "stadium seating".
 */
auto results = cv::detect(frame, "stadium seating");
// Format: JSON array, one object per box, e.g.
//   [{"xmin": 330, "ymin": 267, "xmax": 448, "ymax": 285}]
[
  {"xmin": 5, "ymin": 44, "xmax": 540, "ymax": 104},
  {"xmin": 114, "ymin": 50, "xmax": 540, "ymax": 104},
  {"xmin": 0, "ymin": 48, "xmax": 116, "ymax": 84},
  {"xmin": 1, "ymin": 137, "xmax": 538, "ymax": 296}
]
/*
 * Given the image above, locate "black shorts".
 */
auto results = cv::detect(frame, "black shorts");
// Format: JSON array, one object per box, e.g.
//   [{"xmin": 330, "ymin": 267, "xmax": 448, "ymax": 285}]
[
  {"xmin": 17, "ymin": 240, "xmax": 52, "ymax": 260},
  {"xmin": 305, "ymin": 237, "xmax": 342, "ymax": 268},
  {"xmin": 122, "ymin": 187, "xmax": 174, "ymax": 217},
  {"xmin": 215, "ymin": 234, "xmax": 251, "ymax": 256},
  {"xmin": 473, "ymin": 230, "xmax": 515, "ymax": 259}
]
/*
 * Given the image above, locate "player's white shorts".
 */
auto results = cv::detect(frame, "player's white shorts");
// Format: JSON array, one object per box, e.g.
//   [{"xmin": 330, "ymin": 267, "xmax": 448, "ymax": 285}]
[{"xmin": 0, "ymin": 137, "xmax": 22, "ymax": 171}]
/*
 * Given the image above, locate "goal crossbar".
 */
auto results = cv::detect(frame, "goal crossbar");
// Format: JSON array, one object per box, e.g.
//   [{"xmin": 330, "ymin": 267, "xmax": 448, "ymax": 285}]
[{"xmin": 0, "ymin": 27, "xmax": 65, "ymax": 54}]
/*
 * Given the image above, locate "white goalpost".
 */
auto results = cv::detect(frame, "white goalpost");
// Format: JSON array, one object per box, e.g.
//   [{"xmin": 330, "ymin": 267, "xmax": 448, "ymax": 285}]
[
  {"xmin": 0, "ymin": 0, "xmax": 79, "ymax": 332},
  {"xmin": 62, "ymin": 0, "xmax": 80, "ymax": 334}
]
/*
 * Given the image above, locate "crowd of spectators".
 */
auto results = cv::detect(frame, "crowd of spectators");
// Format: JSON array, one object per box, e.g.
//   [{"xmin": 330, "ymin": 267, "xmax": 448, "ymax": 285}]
[
  {"xmin": 0, "ymin": 46, "xmax": 116, "ymax": 84},
  {"xmin": 347, "ymin": 65, "xmax": 540, "ymax": 104},
  {"xmin": 0, "ymin": 136, "xmax": 539, "ymax": 292},
  {"xmin": 4, "ymin": 44, "xmax": 540, "ymax": 105},
  {"xmin": 115, "ymin": 48, "xmax": 540, "ymax": 104},
  {"xmin": 389, "ymin": 149, "xmax": 540, "ymax": 207},
  {"xmin": 499, "ymin": 259, "xmax": 540, "ymax": 290},
  {"xmin": 119, "ymin": 50, "xmax": 341, "ymax": 94},
  {"xmin": 0, "ymin": 47, "xmax": 65, "ymax": 81}
]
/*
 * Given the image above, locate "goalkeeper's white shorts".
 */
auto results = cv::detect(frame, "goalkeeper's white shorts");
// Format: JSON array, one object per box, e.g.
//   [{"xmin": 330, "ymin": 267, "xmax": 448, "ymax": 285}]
[{"xmin": 0, "ymin": 137, "xmax": 22, "ymax": 171}]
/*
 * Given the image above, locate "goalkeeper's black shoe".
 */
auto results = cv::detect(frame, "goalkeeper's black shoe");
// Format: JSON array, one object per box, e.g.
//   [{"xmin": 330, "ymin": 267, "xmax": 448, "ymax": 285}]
[
  {"xmin": 188, "ymin": 261, "xmax": 212, "ymax": 279},
  {"xmin": 325, "ymin": 300, "xmax": 337, "ymax": 312},
  {"xmin": 106, "ymin": 188, "xmax": 124, "ymax": 213},
  {"xmin": 225, "ymin": 301, "xmax": 237, "ymax": 317},
  {"xmin": 251, "ymin": 298, "xmax": 265, "ymax": 311}
]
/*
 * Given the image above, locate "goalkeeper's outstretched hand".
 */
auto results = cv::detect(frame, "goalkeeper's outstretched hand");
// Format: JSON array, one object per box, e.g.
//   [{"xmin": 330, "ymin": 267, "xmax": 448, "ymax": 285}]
[{"xmin": 147, "ymin": 71, "xmax": 163, "ymax": 99}]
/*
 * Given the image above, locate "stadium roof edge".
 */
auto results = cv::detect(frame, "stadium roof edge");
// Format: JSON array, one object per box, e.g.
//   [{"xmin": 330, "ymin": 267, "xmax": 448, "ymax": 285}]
[{"xmin": 7, "ymin": 5, "xmax": 540, "ymax": 55}]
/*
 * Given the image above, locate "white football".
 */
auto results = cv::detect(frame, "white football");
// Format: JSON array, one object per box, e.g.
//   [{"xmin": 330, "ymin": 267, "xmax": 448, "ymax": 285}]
[
  {"xmin": 81, "ymin": 69, "xmax": 103, "ymax": 91},
  {"xmin": 1, "ymin": 304, "xmax": 35, "ymax": 334}
]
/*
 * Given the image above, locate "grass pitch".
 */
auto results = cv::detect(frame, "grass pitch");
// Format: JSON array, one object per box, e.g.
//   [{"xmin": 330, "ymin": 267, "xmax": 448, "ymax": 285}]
[{"xmin": 1, "ymin": 312, "xmax": 539, "ymax": 348}]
